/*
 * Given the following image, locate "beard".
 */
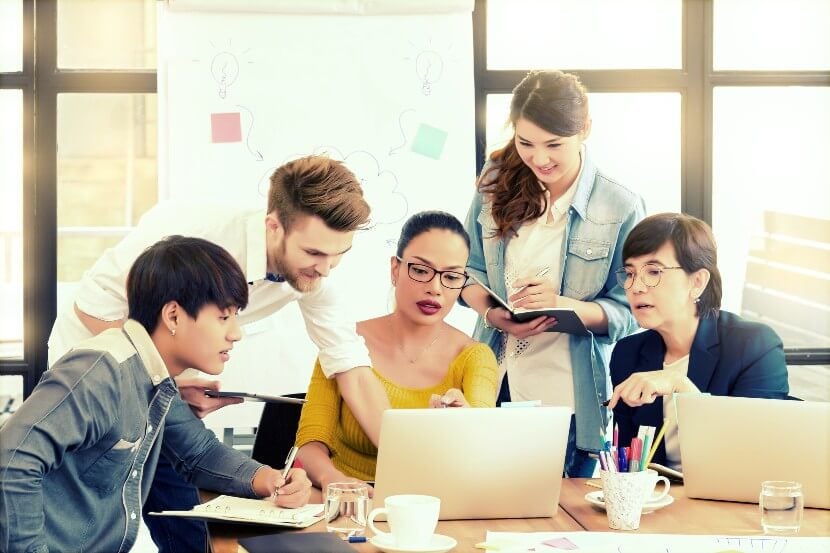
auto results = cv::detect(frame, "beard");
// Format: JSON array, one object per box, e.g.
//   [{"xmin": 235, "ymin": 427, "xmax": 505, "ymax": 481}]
[{"xmin": 269, "ymin": 241, "xmax": 321, "ymax": 293}]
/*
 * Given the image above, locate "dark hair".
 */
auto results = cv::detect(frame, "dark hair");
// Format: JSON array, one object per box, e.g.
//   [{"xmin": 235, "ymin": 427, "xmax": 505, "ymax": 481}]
[
  {"xmin": 268, "ymin": 155, "xmax": 371, "ymax": 233},
  {"xmin": 482, "ymin": 70, "xmax": 590, "ymax": 238},
  {"xmin": 396, "ymin": 210, "xmax": 470, "ymax": 257},
  {"xmin": 127, "ymin": 235, "xmax": 249, "ymax": 333},
  {"xmin": 622, "ymin": 213, "xmax": 722, "ymax": 318}
]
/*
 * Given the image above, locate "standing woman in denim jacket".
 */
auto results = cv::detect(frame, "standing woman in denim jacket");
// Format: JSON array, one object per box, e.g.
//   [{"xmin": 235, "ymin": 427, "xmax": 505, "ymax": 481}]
[{"xmin": 459, "ymin": 70, "xmax": 646, "ymax": 476}]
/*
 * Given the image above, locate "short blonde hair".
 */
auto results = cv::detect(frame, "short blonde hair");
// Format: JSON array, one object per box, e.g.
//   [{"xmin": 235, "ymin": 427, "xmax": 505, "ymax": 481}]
[{"xmin": 268, "ymin": 155, "xmax": 371, "ymax": 232}]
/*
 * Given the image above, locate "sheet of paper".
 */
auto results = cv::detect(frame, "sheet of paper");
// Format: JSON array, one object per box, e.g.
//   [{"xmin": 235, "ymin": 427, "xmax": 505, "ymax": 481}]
[{"xmin": 483, "ymin": 531, "xmax": 830, "ymax": 553}]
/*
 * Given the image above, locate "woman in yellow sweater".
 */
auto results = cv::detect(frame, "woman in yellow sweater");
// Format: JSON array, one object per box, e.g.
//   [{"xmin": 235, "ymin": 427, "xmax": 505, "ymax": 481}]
[{"xmin": 295, "ymin": 211, "xmax": 499, "ymax": 490}]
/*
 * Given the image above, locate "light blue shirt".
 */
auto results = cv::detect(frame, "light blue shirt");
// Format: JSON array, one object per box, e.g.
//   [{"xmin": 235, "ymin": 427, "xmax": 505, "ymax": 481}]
[{"xmin": 461, "ymin": 150, "xmax": 646, "ymax": 452}]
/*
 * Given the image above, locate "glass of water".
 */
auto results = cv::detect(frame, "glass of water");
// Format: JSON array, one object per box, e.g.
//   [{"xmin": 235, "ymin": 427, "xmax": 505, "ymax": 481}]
[
  {"xmin": 325, "ymin": 482, "xmax": 370, "ymax": 537},
  {"xmin": 759, "ymin": 480, "xmax": 804, "ymax": 534}
]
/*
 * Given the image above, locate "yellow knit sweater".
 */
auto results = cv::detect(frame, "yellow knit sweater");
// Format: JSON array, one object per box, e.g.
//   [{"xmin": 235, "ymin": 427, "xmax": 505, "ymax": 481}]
[{"xmin": 294, "ymin": 342, "xmax": 498, "ymax": 481}]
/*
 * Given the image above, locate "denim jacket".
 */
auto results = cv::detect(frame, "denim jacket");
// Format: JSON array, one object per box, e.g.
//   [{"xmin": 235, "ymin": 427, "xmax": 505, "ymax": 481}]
[
  {"xmin": 0, "ymin": 320, "xmax": 264, "ymax": 553},
  {"xmin": 462, "ymin": 151, "xmax": 645, "ymax": 452}
]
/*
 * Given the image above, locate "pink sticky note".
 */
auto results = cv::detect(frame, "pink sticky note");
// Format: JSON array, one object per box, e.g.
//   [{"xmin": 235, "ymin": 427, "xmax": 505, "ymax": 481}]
[
  {"xmin": 542, "ymin": 537, "xmax": 578, "ymax": 550},
  {"xmin": 211, "ymin": 112, "xmax": 242, "ymax": 143}
]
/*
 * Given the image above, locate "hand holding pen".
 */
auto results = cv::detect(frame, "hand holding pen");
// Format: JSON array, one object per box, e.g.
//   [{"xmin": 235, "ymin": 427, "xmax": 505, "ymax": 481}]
[
  {"xmin": 509, "ymin": 267, "xmax": 556, "ymax": 309},
  {"xmin": 263, "ymin": 445, "xmax": 311, "ymax": 508}
]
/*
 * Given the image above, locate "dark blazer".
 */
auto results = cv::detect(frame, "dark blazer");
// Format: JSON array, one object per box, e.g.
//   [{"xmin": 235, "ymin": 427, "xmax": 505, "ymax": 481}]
[{"xmin": 610, "ymin": 310, "xmax": 789, "ymax": 466}]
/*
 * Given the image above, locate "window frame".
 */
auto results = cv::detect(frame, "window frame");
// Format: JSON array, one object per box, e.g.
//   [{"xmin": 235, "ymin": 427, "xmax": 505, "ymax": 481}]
[{"xmin": 0, "ymin": 1, "xmax": 156, "ymax": 395}]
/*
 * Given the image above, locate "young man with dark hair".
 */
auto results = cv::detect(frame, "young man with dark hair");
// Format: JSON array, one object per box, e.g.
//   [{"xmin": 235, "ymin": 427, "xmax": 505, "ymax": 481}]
[
  {"xmin": 45, "ymin": 154, "xmax": 390, "ymax": 552},
  {"xmin": 0, "ymin": 236, "xmax": 312, "ymax": 553}
]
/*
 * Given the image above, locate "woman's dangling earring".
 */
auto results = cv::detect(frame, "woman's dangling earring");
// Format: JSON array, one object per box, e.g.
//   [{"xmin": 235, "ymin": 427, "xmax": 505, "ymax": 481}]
[{"xmin": 170, "ymin": 328, "xmax": 176, "ymax": 336}]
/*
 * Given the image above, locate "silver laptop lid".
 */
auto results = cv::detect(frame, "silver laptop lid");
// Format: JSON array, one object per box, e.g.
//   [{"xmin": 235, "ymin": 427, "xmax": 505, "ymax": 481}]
[
  {"xmin": 373, "ymin": 407, "xmax": 571, "ymax": 520},
  {"xmin": 676, "ymin": 394, "xmax": 830, "ymax": 509}
]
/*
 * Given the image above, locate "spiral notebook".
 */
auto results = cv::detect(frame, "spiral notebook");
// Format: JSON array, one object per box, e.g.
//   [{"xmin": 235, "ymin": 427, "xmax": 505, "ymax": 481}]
[{"xmin": 149, "ymin": 495, "xmax": 324, "ymax": 528}]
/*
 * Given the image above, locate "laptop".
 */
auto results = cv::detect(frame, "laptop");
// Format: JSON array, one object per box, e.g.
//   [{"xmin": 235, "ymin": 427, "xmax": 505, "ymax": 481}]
[
  {"xmin": 372, "ymin": 407, "xmax": 571, "ymax": 520},
  {"xmin": 676, "ymin": 394, "xmax": 830, "ymax": 509}
]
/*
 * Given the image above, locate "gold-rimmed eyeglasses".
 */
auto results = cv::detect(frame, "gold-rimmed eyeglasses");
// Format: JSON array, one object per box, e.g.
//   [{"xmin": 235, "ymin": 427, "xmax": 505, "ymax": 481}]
[
  {"xmin": 615, "ymin": 263, "xmax": 684, "ymax": 289},
  {"xmin": 396, "ymin": 256, "xmax": 468, "ymax": 289}
]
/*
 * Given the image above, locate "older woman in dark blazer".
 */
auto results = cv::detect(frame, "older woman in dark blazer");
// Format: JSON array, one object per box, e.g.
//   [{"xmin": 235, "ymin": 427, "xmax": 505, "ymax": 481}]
[{"xmin": 606, "ymin": 213, "xmax": 789, "ymax": 470}]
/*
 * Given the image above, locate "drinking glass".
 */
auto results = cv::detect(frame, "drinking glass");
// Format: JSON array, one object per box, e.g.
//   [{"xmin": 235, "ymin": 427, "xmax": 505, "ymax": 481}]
[
  {"xmin": 759, "ymin": 480, "xmax": 803, "ymax": 534},
  {"xmin": 325, "ymin": 482, "xmax": 370, "ymax": 537}
]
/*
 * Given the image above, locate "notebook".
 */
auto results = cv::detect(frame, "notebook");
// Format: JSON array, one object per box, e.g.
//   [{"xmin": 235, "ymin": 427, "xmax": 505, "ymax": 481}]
[
  {"xmin": 469, "ymin": 274, "xmax": 590, "ymax": 336},
  {"xmin": 372, "ymin": 407, "xmax": 571, "ymax": 519},
  {"xmin": 149, "ymin": 495, "xmax": 324, "ymax": 528},
  {"xmin": 676, "ymin": 394, "xmax": 830, "ymax": 509}
]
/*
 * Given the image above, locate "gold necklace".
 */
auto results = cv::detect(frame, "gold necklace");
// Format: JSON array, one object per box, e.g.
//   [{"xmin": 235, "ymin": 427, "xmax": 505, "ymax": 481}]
[{"xmin": 398, "ymin": 329, "xmax": 442, "ymax": 364}]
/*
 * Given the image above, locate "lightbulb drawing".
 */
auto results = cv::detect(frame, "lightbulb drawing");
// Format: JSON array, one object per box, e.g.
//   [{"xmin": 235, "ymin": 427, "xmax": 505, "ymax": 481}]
[
  {"xmin": 415, "ymin": 50, "xmax": 443, "ymax": 96},
  {"xmin": 211, "ymin": 51, "xmax": 240, "ymax": 99}
]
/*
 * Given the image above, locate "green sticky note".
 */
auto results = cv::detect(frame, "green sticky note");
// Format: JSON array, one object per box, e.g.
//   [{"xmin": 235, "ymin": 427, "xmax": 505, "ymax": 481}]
[{"xmin": 411, "ymin": 123, "xmax": 448, "ymax": 160}]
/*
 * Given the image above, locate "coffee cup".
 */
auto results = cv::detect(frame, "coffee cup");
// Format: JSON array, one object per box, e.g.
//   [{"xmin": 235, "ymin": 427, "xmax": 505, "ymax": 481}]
[
  {"xmin": 367, "ymin": 494, "xmax": 440, "ymax": 548},
  {"xmin": 600, "ymin": 469, "xmax": 671, "ymax": 530}
]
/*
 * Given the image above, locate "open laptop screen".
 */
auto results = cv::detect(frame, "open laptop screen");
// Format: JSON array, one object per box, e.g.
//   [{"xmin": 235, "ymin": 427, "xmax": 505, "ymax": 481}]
[
  {"xmin": 373, "ymin": 407, "xmax": 572, "ymax": 520},
  {"xmin": 677, "ymin": 394, "xmax": 830, "ymax": 509}
]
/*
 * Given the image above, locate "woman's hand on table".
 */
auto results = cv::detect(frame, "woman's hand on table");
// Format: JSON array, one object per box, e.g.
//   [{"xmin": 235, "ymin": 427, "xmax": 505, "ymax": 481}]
[{"xmin": 429, "ymin": 388, "xmax": 469, "ymax": 408}]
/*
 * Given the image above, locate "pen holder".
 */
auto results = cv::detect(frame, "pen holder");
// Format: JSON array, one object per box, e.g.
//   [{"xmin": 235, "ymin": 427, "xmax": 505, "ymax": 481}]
[{"xmin": 600, "ymin": 469, "xmax": 670, "ymax": 530}]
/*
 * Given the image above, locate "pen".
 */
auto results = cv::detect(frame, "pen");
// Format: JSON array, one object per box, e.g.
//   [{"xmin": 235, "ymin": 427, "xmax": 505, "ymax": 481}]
[
  {"xmin": 272, "ymin": 446, "xmax": 299, "ymax": 500},
  {"xmin": 618, "ymin": 446, "xmax": 628, "ymax": 473},
  {"xmin": 535, "ymin": 266, "xmax": 551, "ymax": 278}
]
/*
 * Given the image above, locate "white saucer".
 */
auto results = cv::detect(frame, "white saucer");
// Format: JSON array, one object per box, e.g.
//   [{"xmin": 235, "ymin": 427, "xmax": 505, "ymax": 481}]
[
  {"xmin": 369, "ymin": 533, "xmax": 457, "ymax": 553},
  {"xmin": 584, "ymin": 490, "xmax": 674, "ymax": 514}
]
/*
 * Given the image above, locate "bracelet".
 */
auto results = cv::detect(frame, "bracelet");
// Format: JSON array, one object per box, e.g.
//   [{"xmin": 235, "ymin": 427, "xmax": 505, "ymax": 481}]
[{"xmin": 483, "ymin": 306, "xmax": 498, "ymax": 331}]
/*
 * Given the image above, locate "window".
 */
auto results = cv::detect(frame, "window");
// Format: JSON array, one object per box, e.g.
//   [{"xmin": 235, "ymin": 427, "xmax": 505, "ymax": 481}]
[
  {"xmin": 57, "ymin": 93, "xmax": 158, "ymax": 312},
  {"xmin": 0, "ymin": 89, "xmax": 23, "ymax": 360},
  {"xmin": 0, "ymin": 0, "xmax": 22, "ymax": 72},
  {"xmin": 487, "ymin": 0, "xmax": 682, "ymax": 70},
  {"xmin": 713, "ymin": 86, "xmax": 830, "ymax": 325},
  {"xmin": 714, "ymin": 0, "xmax": 830, "ymax": 71},
  {"xmin": 57, "ymin": 0, "xmax": 156, "ymax": 69}
]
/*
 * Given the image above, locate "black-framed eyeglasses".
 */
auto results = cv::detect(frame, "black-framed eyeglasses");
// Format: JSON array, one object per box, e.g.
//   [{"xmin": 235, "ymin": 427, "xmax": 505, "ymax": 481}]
[
  {"xmin": 396, "ymin": 256, "xmax": 468, "ymax": 289},
  {"xmin": 615, "ymin": 263, "xmax": 684, "ymax": 289}
]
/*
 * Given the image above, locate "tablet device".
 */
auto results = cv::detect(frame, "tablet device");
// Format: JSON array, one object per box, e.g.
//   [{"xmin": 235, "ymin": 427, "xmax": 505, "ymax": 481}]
[
  {"xmin": 468, "ymin": 274, "xmax": 591, "ymax": 336},
  {"xmin": 204, "ymin": 390, "xmax": 307, "ymax": 405}
]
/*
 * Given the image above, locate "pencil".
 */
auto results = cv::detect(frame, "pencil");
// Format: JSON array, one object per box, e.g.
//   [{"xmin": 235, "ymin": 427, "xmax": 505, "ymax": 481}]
[{"xmin": 643, "ymin": 423, "xmax": 667, "ymax": 467}]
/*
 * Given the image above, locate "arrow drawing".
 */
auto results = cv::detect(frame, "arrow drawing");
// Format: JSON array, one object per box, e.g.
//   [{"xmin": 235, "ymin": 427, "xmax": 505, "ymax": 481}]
[
  {"xmin": 388, "ymin": 109, "xmax": 416, "ymax": 156},
  {"xmin": 236, "ymin": 105, "xmax": 263, "ymax": 161}
]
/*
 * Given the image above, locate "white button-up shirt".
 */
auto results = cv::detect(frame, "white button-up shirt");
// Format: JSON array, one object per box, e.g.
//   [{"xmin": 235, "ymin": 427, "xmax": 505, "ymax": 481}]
[
  {"xmin": 501, "ymin": 160, "xmax": 582, "ymax": 411},
  {"xmin": 47, "ymin": 201, "xmax": 370, "ymax": 377}
]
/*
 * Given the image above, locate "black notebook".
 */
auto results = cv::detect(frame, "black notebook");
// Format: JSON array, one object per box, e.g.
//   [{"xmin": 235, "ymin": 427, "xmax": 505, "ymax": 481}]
[
  {"xmin": 469, "ymin": 274, "xmax": 591, "ymax": 336},
  {"xmin": 240, "ymin": 532, "xmax": 358, "ymax": 553}
]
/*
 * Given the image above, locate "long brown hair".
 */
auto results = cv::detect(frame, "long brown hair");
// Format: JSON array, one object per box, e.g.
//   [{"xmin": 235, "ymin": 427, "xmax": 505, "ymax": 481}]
[{"xmin": 481, "ymin": 70, "xmax": 589, "ymax": 238}]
